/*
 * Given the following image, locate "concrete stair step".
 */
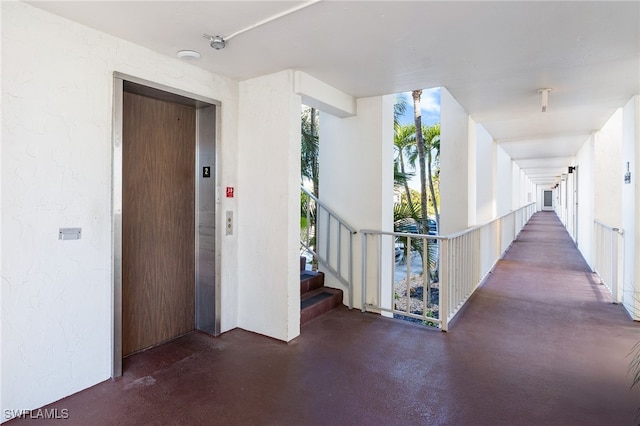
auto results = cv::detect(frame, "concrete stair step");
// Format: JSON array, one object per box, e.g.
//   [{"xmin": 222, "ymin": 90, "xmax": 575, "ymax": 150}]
[
  {"xmin": 300, "ymin": 270, "xmax": 325, "ymax": 294},
  {"xmin": 300, "ymin": 287, "xmax": 343, "ymax": 326}
]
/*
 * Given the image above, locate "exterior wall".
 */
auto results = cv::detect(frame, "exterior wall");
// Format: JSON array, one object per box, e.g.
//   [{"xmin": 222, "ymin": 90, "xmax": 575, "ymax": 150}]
[
  {"xmin": 1, "ymin": 2, "xmax": 240, "ymax": 418},
  {"xmin": 634, "ymin": 96, "xmax": 640, "ymax": 319},
  {"xmin": 541, "ymin": 185, "xmax": 554, "ymax": 212},
  {"xmin": 475, "ymin": 123, "xmax": 495, "ymax": 224},
  {"xmin": 511, "ymin": 162, "xmax": 522, "ymax": 210},
  {"xmin": 557, "ymin": 173, "xmax": 570, "ymax": 226},
  {"xmin": 621, "ymin": 96, "xmax": 639, "ymax": 318},
  {"xmin": 594, "ymin": 109, "xmax": 623, "ymax": 227},
  {"xmin": 294, "ymin": 71, "xmax": 356, "ymax": 118},
  {"xmin": 567, "ymin": 164, "xmax": 577, "ymax": 241},
  {"xmin": 237, "ymin": 71, "xmax": 301, "ymax": 341},
  {"xmin": 495, "ymin": 145, "xmax": 513, "ymax": 216},
  {"xmin": 320, "ymin": 96, "xmax": 395, "ymax": 310},
  {"xmin": 575, "ymin": 135, "xmax": 595, "ymax": 267},
  {"xmin": 440, "ymin": 88, "xmax": 471, "ymax": 234}
]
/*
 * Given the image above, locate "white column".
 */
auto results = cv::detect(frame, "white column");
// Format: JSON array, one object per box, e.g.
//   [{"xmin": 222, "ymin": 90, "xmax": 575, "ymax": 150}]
[
  {"xmin": 320, "ymin": 96, "xmax": 394, "ymax": 311},
  {"xmin": 237, "ymin": 70, "xmax": 301, "ymax": 341},
  {"xmin": 622, "ymin": 96, "xmax": 640, "ymax": 318},
  {"xmin": 594, "ymin": 109, "xmax": 623, "ymax": 226},
  {"xmin": 475, "ymin": 123, "xmax": 496, "ymax": 224},
  {"xmin": 511, "ymin": 162, "xmax": 521, "ymax": 211},
  {"xmin": 495, "ymin": 145, "xmax": 513, "ymax": 216},
  {"xmin": 634, "ymin": 96, "xmax": 640, "ymax": 319},
  {"xmin": 440, "ymin": 88, "xmax": 472, "ymax": 235},
  {"xmin": 575, "ymin": 135, "xmax": 595, "ymax": 266}
]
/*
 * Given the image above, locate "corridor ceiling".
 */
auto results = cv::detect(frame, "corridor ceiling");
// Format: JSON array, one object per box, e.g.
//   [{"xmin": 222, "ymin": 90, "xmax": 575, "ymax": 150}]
[{"xmin": 29, "ymin": 1, "xmax": 640, "ymax": 187}]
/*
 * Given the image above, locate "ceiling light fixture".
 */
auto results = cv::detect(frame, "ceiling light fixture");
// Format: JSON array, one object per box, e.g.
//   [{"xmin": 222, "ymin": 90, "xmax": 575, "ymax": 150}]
[
  {"xmin": 177, "ymin": 50, "xmax": 201, "ymax": 60},
  {"xmin": 203, "ymin": 35, "xmax": 226, "ymax": 50},
  {"xmin": 538, "ymin": 88, "xmax": 552, "ymax": 112},
  {"xmin": 203, "ymin": 0, "xmax": 321, "ymax": 50}
]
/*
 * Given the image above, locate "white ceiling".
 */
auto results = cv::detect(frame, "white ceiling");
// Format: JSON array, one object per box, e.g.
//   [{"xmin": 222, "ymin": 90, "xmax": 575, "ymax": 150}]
[{"xmin": 28, "ymin": 1, "xmax": 640, "ymax": 187}]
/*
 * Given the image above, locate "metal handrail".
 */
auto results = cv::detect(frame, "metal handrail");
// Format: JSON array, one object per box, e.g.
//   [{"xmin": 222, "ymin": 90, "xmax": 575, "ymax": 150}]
[
  {"xmin": 300, "ymin": 185, "xmax": 356, "ymax": 308},
  {"xmin": 594, "ymin": 220, "xmax": 624, "ymax": 235},
  {"xmin": 445, "ymin": 202, "xmax": 536, "ymax": 239},
  {"xmin": 360, "ymin": 202, "xmax": 536, "ymax": 331},
  {"xmin": 301, "ymin": 186, "xmax": 356, "ymax": 233},
  {"xmin": 593, "ymin": 220, "xmax": 624, "ymax": 304}
]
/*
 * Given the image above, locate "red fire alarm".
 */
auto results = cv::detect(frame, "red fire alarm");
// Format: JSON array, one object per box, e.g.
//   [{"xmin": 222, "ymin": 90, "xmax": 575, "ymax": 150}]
[{"xmin": 226, "ymin": 187, "xmax": 234, "ymax": 198}]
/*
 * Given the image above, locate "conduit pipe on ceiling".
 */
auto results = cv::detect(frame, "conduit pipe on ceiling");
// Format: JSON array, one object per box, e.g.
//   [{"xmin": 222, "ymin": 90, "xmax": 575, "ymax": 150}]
[
  {"xmin": 205, "ymin": 0, "xmax": 322, "ymax": 49},
  {"xmin": 226, "ymin": 0, "xmax": 322, "ymax": 42}
]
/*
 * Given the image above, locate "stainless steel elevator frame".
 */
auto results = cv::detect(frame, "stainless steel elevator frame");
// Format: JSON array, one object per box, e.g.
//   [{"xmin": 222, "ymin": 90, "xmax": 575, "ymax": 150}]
[{"xmin": 111, "ymin": 73, "xmax": 221, "ymax": 377}]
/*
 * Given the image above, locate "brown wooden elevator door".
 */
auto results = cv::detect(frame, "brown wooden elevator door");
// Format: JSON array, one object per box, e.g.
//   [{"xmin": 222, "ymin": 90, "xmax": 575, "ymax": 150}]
[{"xmin": 122, "ymin": 91, "xmax": 196, "ymax": 356}]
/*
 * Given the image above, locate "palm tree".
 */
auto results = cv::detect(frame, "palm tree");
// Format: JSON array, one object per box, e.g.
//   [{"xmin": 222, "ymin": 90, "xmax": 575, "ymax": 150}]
[
  {"xmin": 301, "ymin": 106, "xmax": 319, "ymax": 197},
  {"xmin": 424, "ymin": 123, "xmax": 441, "ymax": 231},
  {"xmin": 412, "ymin": 90, "xmax": 429, "ymax": 234},
  {"xmin": 394, "ymin": 124, "xmax": 416, "ymax": 212},
  {"xmin": 394, "ymin": 94, "xmax": 408, "ymax": 129},
  {"xmin": 301, "ymin": 106, "xmax": 320, "ymax": 269},
  {"xmin": 393, "ymin": 201, "xmax": 438, "ymax": 278}
]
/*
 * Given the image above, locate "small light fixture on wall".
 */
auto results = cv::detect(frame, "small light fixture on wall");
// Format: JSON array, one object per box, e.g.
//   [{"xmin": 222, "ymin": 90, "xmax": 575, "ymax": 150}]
[
  {"xmin": 538, "ymin": 88, "xmax": 552, "ymax": 112},
  {"xmin": 625, "ymin": 162, "xmax": 631, "ymax": 184}
]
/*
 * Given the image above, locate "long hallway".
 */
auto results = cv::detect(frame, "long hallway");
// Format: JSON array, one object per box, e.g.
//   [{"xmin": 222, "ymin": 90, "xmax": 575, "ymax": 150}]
[{"xmin": 8, "ymin": 212, "xmax": 640, "ymax": 425}]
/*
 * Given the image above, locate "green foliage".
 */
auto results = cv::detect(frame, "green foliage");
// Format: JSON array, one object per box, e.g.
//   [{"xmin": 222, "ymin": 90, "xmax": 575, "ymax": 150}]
[
  {"xmin": 628, "ymin": 341, "xmax": 640, "ymax": 389},
  {"xmin": 301, "ymin": 106, "xmax": 319, "ymax": 196},
  {"xmin": 421, "ymin": 310, "xmax": 438, "ymax": 327},
  {"xmin": 393, "ymin": 202, "xmax": 438, "ymax": 275},
  {"xmin": 399, "ymin": 189, "xmax": 420, "ymax": 210},
  {"xmin": 392, "ymin": 93, "xmax": 441, "ymax": 232},
  {"xmin": 394, "ymin": 95, "xmax": 409, "ymax": 130}
]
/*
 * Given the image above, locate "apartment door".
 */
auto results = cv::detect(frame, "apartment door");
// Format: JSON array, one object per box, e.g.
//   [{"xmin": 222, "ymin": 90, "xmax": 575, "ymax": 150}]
[
  {"xmin": 122, "ymin": 91, "xmax": 196, "ymax": 356},
  {"xmin": 542, "ymin": 190, "xmax": 553, "ymax": 211}
]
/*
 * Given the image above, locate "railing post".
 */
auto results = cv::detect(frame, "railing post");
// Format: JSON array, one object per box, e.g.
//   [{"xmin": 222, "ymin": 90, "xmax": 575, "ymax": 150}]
[
  {"xmin": 337, "ymin": 225, "xmax": 342, "ymax": 277},
  {"xmin": 348, "ymin": 231, "xmax": 353, "ymax": 309},
  {"xmin": 306, "ymin": 195, "xmax": 311, "ymax": 253},
  {"xmin": 300, "ymin": 186, "xmax": 357, "ymax": 307},
  {"xmin": 440, "ymin": 239, "xmax": 449, "ymax": 332},
  {"xmin": 325, "ymin": 212, "xmax": 331, "ymax": 264},
  {"xmin": 612, "ymin": 228, "xmax": 620, "ymax": 303},
  {"xmin": 361, "ymin": 232, "xmax": 367, "ymax": 313},
  {"xmin": 405, "ymin": 236, "xmax": 412, "ymax": 315}
]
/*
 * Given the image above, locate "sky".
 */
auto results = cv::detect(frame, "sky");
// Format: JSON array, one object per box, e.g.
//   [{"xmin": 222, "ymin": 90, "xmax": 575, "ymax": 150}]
[
  {"xmin": 396, "ymin": 87, "xmax": 441, "ymax": 191},
  {"xmin": 397, "ymin": 87, "xmax": 441, "ymax": 128}
]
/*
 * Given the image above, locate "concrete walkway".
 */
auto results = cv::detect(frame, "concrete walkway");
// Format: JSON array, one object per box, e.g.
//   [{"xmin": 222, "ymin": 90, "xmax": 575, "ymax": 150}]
[{"xmin": 8, "ymin": 212, "xmax": 640, "ymax": 425}]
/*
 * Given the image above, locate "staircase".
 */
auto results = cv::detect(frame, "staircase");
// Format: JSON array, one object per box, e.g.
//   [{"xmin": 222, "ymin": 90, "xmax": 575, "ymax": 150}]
[{"xmin": 300, "ymin": 257, "xmax": 343, "ymax": 326}]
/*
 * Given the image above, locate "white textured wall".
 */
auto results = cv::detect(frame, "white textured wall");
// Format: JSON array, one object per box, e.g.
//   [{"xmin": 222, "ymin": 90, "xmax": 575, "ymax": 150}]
[
  {"xmin": 594, "ymin": 109, "xmax": 623, "ymax": 227},
  {"xmin": 575, "ymin": 136, "xmax": 595, "ymax": 267},
  {"xmin": 237, "ymin": 71, "xmax": 301, "ymax": 341},
  {"xmin": 475, "ymin": 123, "xmax": 495, "ymax": 224},
  {"xmin": 621, "ymin": 96, "xmax": 639, "ymax": 318},
  {"xmin": 320, "ymin": 96, "xmax": 394, "ymax": 310},
  {"xmin": 440, "ymin": 88, "xmax": 471, "ymax": 235},
  {"xmin": 511, "ymin": 162, "xmax": 521, "ymax": 211},
  {"xmin": 1, "ymin": 2, "xmax": 239, "ymax": 418},
  {"xmin": 567, "ymin": 164, "xmax": 577, "ymax": 240},
  {"xmin": 634, "ymin": 96, "xmax": 640, "ymax": 319},
  {"xmin": 294, "ymin": 71, "xmax": 356, "ymax": 118},
  {"xmin": 495, "ymin": 145, "xmax": 513, "ymax": 216}
]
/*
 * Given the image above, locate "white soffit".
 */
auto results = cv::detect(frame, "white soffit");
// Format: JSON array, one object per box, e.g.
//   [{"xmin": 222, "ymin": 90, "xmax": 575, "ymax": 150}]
[{"xmin": 26, "ymin": 1, "xmax": 640, "ymax": 181}]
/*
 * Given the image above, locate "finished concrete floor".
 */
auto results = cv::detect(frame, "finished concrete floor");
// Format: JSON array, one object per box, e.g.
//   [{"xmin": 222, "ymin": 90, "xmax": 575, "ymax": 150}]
[{"xmin": 8, "ymin": 212, "xmax": 640, "ymax": 425}]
